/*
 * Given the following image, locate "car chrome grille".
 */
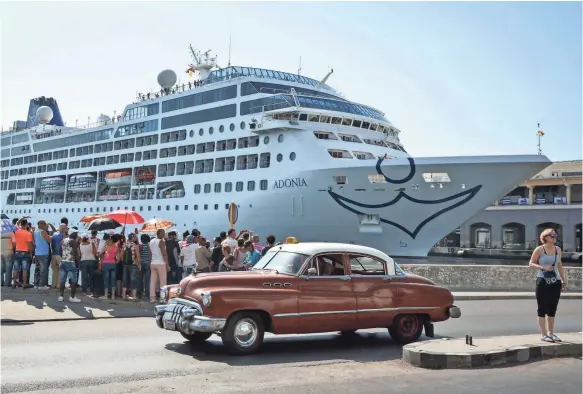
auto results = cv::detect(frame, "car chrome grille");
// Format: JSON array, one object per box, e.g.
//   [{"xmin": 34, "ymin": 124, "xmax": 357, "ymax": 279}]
[{"xmin": 163, "ymin": 303, "xmax": 187, "ymax": 324}]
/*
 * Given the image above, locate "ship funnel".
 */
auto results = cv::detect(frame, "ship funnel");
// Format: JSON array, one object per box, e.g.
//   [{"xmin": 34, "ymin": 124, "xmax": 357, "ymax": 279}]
[{"xmin": 26, "ymin": 97, "xmax": 65, "ymax": 128}]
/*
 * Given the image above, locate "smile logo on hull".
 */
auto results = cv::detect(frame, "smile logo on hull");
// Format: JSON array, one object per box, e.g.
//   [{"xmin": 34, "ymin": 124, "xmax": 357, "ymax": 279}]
[{"xmin": 327, "ymin": 157, "xmax": 482, "ymax": 239}]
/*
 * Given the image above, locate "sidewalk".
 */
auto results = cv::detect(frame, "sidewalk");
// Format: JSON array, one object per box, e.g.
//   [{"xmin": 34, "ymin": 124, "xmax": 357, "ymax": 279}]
[
  {"xmin": 403, "ymin": 332, "xmax": 583, "ymax": 369},
  {"xmin": 453, "ymin": 292, "xmax": 582, "ymax": 300},
  {"xmin": 1, "ymin": 287, "xmax": 155, "ymax": 323}
]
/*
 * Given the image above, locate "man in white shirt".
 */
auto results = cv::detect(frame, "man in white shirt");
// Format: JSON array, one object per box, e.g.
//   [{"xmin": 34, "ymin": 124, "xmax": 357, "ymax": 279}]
[
  {"xmin": 221, "ymin": 229, "xmax": 238, "ymax": 252},
  {"xmin": 180, "ymin": 236, "xmax": 197, "ymax": 277}
]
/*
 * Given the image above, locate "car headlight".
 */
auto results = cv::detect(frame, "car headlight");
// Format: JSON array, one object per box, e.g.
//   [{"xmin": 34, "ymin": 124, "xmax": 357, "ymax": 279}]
[
  {"xmin": 160, "ymin": 286, "xmax": 167, "ymax": 300},
  {"xmin": 202, "ymin": 292, "xmax": 212, "ymax": 307}
]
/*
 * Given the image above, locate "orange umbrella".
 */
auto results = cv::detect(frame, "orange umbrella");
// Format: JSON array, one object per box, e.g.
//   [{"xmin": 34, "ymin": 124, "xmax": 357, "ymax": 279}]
[
  {"xmin": 80, "ymin": 214, "xmax": 106, "ymax": 223},
  {"xmin": 106, "ymin": 210, "xmax": 144, "ymax": 225},
  {"xmin": 140, "ymin": 218, "xmax": 174, "ymax": 233}
]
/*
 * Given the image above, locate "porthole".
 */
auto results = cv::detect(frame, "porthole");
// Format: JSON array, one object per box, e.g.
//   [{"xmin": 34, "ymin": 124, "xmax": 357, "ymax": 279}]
[
  {"xmin": 231, "ymin": 123, "xmax": 236, "ymax": 131},
  {"xmin": 277, "ymin": 153, "xmax": 283, "ymax": 162},
  {"xmin": 214, "ymin": 204, "xmax": 219, "ymax": 210},
  {"xmin": 290, "ymin": 152, "xmax": 296, "ymax": 161},
  {"xmin": 278, "ymin": 134, "xmax": 284, "ymax": 143},
  {"xmin": 209, "ymin": 127, "xmax": 214, "ymax": 135},
  {"xmin": 194, "ymin": 204, "xmax": 198, "ymax": 210},
  {"xmin": 219, "ymin": 125, "xmax": 224, "ymax": 133},
  {"xmin": 189, "ymin": 130, "xmax": 194, "ymax": 138},
  {"xmin": 264, "ymin": 136, "xmax": 270, "ymax": 145},
  {"xmin": 239, "ymin": 121, "xmax": 245, "ymax": 130},
  {"xmin": 199, "ymin": 128, "xmax": 204, "ymax": 136},
  {"xmin": 204, "ymin": 204, "xmax": 208, "ymax": 210},
  {"xmin": 166, "ymin": 205, "xmax": 170, "ymax": 211}
]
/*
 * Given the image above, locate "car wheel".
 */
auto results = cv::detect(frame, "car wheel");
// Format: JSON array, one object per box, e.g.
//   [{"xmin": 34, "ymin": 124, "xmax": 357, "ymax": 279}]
[
  {"xmin": 221, "ymin": 312, "xmax": 265, "ymax": 355},
  {"xmin": 388, "ymin": 314, "xmax": 424, "ymax": 344},
  {"xmin": 180, "ymin": 331, "xmax": 212, "ymax": 343}
]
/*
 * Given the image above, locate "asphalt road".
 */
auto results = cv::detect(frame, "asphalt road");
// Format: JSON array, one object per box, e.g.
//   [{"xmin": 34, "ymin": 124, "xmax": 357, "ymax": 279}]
[{"xmin": 2, "ymin": 299, "xmax": 582, "ymax": 393}]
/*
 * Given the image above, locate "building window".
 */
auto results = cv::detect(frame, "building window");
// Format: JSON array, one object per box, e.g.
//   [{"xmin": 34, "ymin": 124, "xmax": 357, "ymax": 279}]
[
  {"xmin": 194, "ymin": 184, "xmax": 201, "ymax": 194},
  {"xmin": 290, "ymin": 152, "xmax": 296, "ymax": 161},
  {"xmin": 277, "ymin": 153, "xmax": 283, "ymax": 162},
  {"xmin": 236, "ymin": 181, "xmax": 243, "ymax": 192},
  {"xmin": 260, "ymin": 179, "xmax": 268, "ymax": 190},
  {"xmin": 264, "ymin": 136, "xmax": 270, "ymax": 145},
  {"xmin": 247, "ymin": 181, "xmax": 255, "ymax": 191},
  {"xmin": 219, "ymin": 125, "xmax": 224, "ymax": 133}
]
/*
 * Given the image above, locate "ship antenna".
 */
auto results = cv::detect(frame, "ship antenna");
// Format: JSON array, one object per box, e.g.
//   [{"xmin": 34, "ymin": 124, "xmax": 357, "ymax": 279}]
[
  {"xmin": 298, "ymin": 56, "xmax": 302, "ymax": 76},
  {"xmin": 227, "ymin": 31, "xmax": 232, "ymax": 67},
  {"xmin": 536, "ymin": 122, "xmax": 544, "ymax": 155}
]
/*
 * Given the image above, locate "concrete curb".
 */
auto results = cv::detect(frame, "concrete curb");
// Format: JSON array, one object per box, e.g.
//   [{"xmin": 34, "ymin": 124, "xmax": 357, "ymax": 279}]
[
  {"xmin": 454, "ymin": 294, "xmax": 582, "ymax": 301},
  {"xmin": 402, "ymin": 334, "xmax": 583, "ymax": 369}
]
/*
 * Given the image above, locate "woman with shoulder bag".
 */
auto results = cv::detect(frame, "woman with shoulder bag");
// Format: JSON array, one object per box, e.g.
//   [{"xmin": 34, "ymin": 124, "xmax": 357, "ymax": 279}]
[{"xmin": 529, "ymin": 228, "xmax": 567, "ymax": 343}]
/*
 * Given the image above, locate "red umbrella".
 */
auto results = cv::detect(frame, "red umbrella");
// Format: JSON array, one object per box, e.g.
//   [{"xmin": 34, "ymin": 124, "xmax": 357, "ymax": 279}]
[{"xmin": 106, "ymin": 210, "xmax": 145, "ymax": 225}]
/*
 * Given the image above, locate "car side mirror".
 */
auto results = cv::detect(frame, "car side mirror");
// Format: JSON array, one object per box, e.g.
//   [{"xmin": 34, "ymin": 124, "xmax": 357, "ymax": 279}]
[{"xmin": 307, "ymin": 267, "xmax": 317, "ymax": 276}]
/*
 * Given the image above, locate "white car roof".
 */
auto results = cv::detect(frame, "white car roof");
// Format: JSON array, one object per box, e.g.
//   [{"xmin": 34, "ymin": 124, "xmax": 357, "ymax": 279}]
[{"xmin": 272, "ymin": 242, "xmax": 394, "ymax": 263}]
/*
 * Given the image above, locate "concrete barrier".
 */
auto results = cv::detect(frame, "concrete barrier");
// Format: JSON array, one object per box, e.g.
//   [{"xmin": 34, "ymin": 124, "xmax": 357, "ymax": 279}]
[
  {"xmin": 401, "ymin": 264, "xmax": 583, "ymax": 292},
  {"xmin": 429, "ymin": 246, "xmax": 578, "ymax": 261}
]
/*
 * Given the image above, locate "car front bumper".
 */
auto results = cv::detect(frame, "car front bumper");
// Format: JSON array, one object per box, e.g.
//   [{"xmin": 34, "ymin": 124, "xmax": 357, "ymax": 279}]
[
  {"xmin": 448, "ymin": 305, "xmax": 462, "ymax": 319},
  {"xmin": 154, "ymin": 298, "xmax": 226, "ymax": 334}
]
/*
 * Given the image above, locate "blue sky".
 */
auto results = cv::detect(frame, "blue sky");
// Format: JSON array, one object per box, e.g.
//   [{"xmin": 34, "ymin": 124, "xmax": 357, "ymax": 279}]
[{"xmin": 1, "ymin": 1, "xmax": 581, "ymax": 161}]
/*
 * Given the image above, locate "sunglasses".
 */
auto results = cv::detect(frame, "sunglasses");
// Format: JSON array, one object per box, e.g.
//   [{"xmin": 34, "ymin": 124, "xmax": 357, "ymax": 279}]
[{"xmin": 546, "ymin": 233, "xmax": 558, "ymax": 238}]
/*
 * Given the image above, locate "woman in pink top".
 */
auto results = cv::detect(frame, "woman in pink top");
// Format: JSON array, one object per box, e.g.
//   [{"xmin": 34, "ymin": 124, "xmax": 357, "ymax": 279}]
[{"xmin": 99, "ymin": 235, "xmax": 120, "ymax": 299}]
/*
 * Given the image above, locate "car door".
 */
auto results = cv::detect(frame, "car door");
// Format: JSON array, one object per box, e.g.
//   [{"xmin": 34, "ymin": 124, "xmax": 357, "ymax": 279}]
[
  {"xmin": 297, "ymin": 253, "xmax": 357, "ymax": 333},
  {"xmin": 348, "ymin": 253, "xmax": 398, "ymax": 329}
]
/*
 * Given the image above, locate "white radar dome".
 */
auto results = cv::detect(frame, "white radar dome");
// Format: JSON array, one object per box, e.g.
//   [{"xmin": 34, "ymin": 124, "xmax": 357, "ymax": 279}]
[
  {"xmin": 157, "ymin": 69, "xmax": 177, "ymax": 89},
  {"xmin": 97, "ymin": 114, "xmax": 111, "ymax": 123},
  {"xmin": 36, "ymin": 106, "xmax": 53, "ymax": 124}
]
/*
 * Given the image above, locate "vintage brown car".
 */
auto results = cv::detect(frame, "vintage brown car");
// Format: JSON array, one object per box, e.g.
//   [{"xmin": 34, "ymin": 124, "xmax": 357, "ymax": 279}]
[{"xmin": 154, "ymin": 242, "xmax": 461, "ymax": 355}]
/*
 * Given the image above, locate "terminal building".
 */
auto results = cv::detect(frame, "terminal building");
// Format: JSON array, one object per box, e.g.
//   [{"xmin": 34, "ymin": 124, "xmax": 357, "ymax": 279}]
[{"xmin": 442, "ymin": 160, "xmax": 582, "ymax": 252}]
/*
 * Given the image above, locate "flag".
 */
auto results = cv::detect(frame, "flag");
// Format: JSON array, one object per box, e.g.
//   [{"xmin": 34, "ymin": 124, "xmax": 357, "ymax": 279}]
[{"xmin": 537, "ymin": 130, "xmax": 544, "ymax": 136}]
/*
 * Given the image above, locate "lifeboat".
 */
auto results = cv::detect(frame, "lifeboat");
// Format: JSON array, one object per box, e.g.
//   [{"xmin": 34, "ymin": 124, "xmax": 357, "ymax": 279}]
[
  {"xmin": 68, "ymin": 174, "xmax": 97, "ymax": 192},
  {"xmin": 135, "ymin": 168, "xmax": 156, "ymax": 182},
  {"xmin": 40, "ymin": 177, "xmax": 66, "ymax": 194},
  {"xmin": 104, "ymin": 170, "xmax": 132, "ymax": 186}
]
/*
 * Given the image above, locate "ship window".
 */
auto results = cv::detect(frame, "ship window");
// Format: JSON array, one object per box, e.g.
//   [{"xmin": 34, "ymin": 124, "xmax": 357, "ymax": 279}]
[
  {"xmin": 204, "ymin": 204, "xmax": 208, "ymax": 210},
  {"xmin": 263, "ymin": 136, "xmax": 270, "ymax": 145},
  {"xmin": 139, "ymin": 206, "xmax": 143, "ymax": 211},
  {"xmin": 209, "ymin": 127, "xmax": 214, "ymax": 135},
  {"xmin": 328, "ymin": 149, "xmax": 353, "ymax": 159},
  {"xmin": 225, "ymin": 182, "xmax": 232, "ymax": 192},
  {"xmin": 277, "ymin": 154, "xmax": 283, "ymax": 162},
  {"xmin": 214, "ymin": 183, "xmax": 221, "ymax": 193},
  {"xmin": 331, "ymin": 117, "xmax": 342, "ymax": 125},
  {"xmin": 226, "ymin": 139, "xmax": 237, "ymax": 150},
  {"xmin": 260, "ymin": 179, "xmax": 268, "ymax": 190},
  {"xmin": 161, "ymin": 104, "xmax": 237, "ymax": 130},
  {"xmin": 194, "ymin": 205, "xmax": 198, "ymax": 210},
  {"xmin": 299, "ymin": 113, "xmax": 308, "ymax": 121},
  {"xmin": 236, "ymin": 181, "xmax": 243, "ymax": 192},
  {"xmin": 259, "ymin": 153, "xmax": 271, "ymax": 168},
  {"xmin": 219, "ymin": 125, "xmax": 224, "ymax": 133},
  {"xmin": 333, "ymin": 176, "xmax": 347, "ymax": 185},
  {"xmin": 135, "ymin": 152, "xmax": 142, "ymax": 161},
  {"xmin": 368, "ymin": 174, "xmax": 387, "ymax": 184},
  {"xmin": 204, "ymin": 184, "xmax": 211, "ymax": 193},
  {"xmin": 232, "ymin": 123, "xmax": 237, "ymax": 131},
  {"xmin": 189, "ymin": 130, "xmax": 194, "ymax": 138},
  {"xmin": 187, "ymin": 144, "xmax": 195, "ymax": 155},
  {"xmin": 166, "ymin": 205, "xmax": 170, "ymax": 211},
  {"xmin": 422, "ymin": 173, "xmax": 451, "ymax": 183},
  {"xmin": 148, "ymin": 206, "xmax": 152, "ymax": 211},
  {"xmin": 194, "ymin": 184, "xmax": 201, "ymax": 194},
  {"xmin": 290, "ymin": 152, "xmax": 296, "ymax": 161},
  {"xmin": 308, "ymin": 114, "xmax": 319, "ymax": 122},
  {"xmin": 278, "ymin": 134, "xmax": 284, "ymax": 143},
  {"xmin": 342, "ymin": 118, "xmax": 353, "ymax": 126},
  {"xmin": 352, "ymin": 120, "xmax": 362, "ymax": 128},
  {"xmin": 214, "ymin": 204, "xmax": 219, "ymax": 210},
  {"xmin": 157, "ymin": 206, "xmax": 161, "ymax": 211}
]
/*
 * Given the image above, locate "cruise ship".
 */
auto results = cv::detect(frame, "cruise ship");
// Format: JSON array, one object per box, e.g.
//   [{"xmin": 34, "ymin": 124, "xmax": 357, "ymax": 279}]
[{"xmin": 0, "ymin": 46, "xmax": 552, "ymax": 257}]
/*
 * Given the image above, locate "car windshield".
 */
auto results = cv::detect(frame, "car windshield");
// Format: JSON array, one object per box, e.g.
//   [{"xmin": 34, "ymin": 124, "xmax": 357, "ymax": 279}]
[{"xmin": 252, "ymin": 250, "xmax": 309, "ymax": 275}]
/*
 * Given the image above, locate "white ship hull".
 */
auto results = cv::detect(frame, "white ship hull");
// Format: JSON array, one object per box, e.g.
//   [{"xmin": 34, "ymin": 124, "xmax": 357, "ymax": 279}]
[{"xmin": 7, "ymin": 155, "xmax": 549, "ymax": 257}]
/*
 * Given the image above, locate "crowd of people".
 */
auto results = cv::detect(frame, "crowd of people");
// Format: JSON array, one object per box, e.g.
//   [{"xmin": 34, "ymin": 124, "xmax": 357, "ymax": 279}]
[{"xmin": 1, "ymin": 216, "xmax": 286, "ymax": 304}]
